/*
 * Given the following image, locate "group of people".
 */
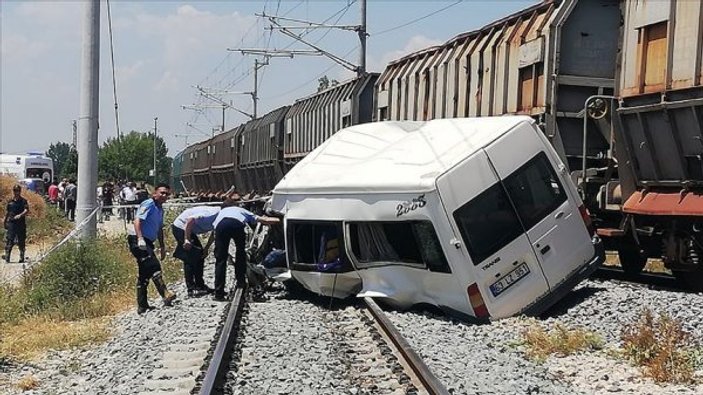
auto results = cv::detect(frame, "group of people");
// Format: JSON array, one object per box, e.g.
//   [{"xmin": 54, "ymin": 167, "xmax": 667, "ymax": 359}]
[
  {"xmin": 127, "ymin": 183, "xmax": 279, "ymax": 314},
  {"xmin": 47, "ymin": 178, "xmax": 77, "ymax": 221},
  {"xmin": 98, "ymin": 180, "xmax": 149, "ymax": 222}
]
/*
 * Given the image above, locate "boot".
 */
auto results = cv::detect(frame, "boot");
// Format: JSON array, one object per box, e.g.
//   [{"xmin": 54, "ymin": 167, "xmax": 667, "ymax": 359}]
[
  {"xmin": 18, "ymin": 249, "xmax": 25, "ymax": 264},
  {"xmin": 3, "ymin": 247, "xmax": 12, "ymax": 263},
  {"xmin": 136, "ymin": 283, "xmax": 153, "ymax": 314},
  {"xmin": 152, "ymin": 273, "xmax": 176, "ymax": 306}
]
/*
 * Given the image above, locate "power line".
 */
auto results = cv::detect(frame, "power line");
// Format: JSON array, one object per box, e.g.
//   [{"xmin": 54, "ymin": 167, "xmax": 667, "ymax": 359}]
[
  {"xmin": 373, "ymin": 0, "xmax": 463, "ymax": 36},
  {"xmin": 106, "ymin": 0, "xmax": 120, "ymax": 140}
]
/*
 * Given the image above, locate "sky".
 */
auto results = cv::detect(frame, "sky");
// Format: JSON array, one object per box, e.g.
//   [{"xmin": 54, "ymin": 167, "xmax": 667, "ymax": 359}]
[{"xmin": 0, "ymin": 0, "xmax": 537, "ymax": 157}]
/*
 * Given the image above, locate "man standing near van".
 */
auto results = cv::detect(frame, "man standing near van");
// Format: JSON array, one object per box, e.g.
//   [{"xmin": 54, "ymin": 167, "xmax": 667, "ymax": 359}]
[
  {"xmin": 212, "ymin": 203, "xmax": 279, "ymax": 300},
  {"xmin": 127, "ymin": 183, "xmax": 176, "ymax": 314},
  {"xmin": 3, "ymin": 185, "xmax": 29, "ymax": 263}
]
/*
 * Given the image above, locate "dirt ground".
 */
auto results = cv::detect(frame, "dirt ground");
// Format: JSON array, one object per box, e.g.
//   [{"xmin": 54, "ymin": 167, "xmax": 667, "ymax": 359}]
[{"xmin": 0, "ymin": 216, "xmax": 129, "ymax": 285}]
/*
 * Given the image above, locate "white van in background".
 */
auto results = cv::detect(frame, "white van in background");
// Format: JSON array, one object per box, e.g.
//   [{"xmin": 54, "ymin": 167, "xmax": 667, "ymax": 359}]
[
  {"xmin": 271, "ymin": 116, "xmax": 604, "ymax": 320},
  {"xmin": 0, "ymin": 153, "xmax": 54, "ymax": 194}
]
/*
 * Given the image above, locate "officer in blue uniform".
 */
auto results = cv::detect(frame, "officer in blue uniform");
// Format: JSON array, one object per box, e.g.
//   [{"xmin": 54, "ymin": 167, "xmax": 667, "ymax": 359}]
[
  {"xmin": 212, "ymin": 203, "xmax": 279, "ymax": 300},
  {"xmin": 171, "ymin": 205, "xmax": 222, "ymax": 297},
  {"xmin": 127, "ymin": 183, "xmax": 176, "ymax": 314}
]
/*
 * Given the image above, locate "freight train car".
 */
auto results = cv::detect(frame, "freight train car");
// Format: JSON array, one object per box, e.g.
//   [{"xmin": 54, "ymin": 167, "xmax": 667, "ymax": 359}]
[
  {"xmin": 238, "ymin": 106, "xmax": 289, "ymax": 193},
  {"xmin": 608, "ymin": 0, "xmax": 703, "ymax": 287},
  {"xmin": 191, "ymin": 140, "xmax": 212, "ymax": 193},
  {"xmin": 283, "ymin": 74, "xmax": 378, "ymax": 170},
  {"xmin": 373, "ymin": 0, "xmax": 627, "ymax": 262},
  {"xmin": 209, "ymin": 126, "xmax": 240, "ymax": 193}
]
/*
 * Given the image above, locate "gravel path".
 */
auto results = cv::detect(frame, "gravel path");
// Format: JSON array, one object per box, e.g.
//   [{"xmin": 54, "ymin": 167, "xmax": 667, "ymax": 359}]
[{"xmin": 386, "ymin": 278, "xmax": 703, "ymax": 395}]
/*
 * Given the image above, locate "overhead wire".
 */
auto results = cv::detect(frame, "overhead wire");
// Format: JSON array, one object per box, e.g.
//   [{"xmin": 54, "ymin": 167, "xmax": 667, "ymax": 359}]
[{"xmin": 373, "ymin": 0, "xmax": 464, "ymax": 36}]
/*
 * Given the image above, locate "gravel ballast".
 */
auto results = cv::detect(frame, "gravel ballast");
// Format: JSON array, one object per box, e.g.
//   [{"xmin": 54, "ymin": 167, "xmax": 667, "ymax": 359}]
[{"xmin": 2, "ymin": 274, "xmax": 702, "ymax": 394}]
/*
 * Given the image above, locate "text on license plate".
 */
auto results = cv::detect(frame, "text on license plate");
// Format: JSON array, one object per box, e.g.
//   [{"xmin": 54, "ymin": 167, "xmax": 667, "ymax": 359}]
[{"xmin": 490, "ymin": 262, "xmax": 530, "ymax": 297}]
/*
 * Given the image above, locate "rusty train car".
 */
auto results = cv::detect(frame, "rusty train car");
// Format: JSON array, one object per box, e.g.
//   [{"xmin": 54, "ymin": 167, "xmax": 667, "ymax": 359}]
[
  {"xmin": 174, "ymin": 74, "xmax": 378, "ymax": 196},
  {"xmin": 172, "ymin": 0, "xmax": 703, "ymax": 286}
]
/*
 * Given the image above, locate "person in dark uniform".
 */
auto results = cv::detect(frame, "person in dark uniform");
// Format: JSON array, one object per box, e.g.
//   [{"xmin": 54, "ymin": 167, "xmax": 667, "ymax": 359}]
[
  {"xmin": 127, "ymin": 183, "xmax": 176, "ymax": 314},
  {"xmin": 3, "ymin": 185, "xmax": 29, "ymax": 263},
  {"xmin": 211, "ymin": 203, "xmax": 279, "ymax": 300}
]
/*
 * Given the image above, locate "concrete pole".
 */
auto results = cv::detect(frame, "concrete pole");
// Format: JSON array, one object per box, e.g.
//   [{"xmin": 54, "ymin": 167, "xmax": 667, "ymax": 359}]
[
  {"xmin": 76, "ymin": 0, "xmax": 100, "ymax": 239},
  {"xmin": 358, "ymin": 0, "xmax": 367, "ymax": 75},
  {"xmin": 253, "ymin": 59, "xmax": 259, "ymax": 118}
]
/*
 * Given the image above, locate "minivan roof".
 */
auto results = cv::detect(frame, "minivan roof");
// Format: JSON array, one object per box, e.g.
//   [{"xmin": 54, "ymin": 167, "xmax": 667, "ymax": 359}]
[{"xmin": 273, "ymin": 116, "xmax": 534, "ymax": 195}]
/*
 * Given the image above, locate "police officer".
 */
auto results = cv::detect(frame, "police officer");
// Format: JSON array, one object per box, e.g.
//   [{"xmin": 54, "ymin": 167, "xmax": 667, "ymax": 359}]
[
  {"xmin": 127, "ymin": 183, "xmax": 176, "ymax": 314},
  {"xmin": 212, "ymin": 202, "xmax": 279, "ymax": 300},
  {"xmin": 3, "ymin": 185, "xmax": 29, "ymax": 263},
  {"xmin": 171, "ymin": 205, "xmax": 222, "ymax": 297}
]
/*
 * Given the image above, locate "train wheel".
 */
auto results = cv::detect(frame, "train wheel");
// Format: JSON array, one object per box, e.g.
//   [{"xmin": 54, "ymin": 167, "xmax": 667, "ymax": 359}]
[{"xmin": 617, "ymin": 238, "xmax": 646, "ymax": 275}]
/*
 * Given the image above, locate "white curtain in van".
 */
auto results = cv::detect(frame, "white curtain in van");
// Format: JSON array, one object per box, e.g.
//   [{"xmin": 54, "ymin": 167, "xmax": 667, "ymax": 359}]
[{"xmin": 357, "ymin": 223, "xmax": 400, "ymax": 263}]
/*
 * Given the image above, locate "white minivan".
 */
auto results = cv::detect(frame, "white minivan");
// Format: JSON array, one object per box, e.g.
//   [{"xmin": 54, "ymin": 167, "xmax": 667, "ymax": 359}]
[{"xmin": 271, "ymin": 116, "xmax": 604, "ymax": 319}]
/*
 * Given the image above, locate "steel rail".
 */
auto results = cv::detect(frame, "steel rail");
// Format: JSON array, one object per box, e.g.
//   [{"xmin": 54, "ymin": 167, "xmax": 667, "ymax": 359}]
[
  {"xmin": 593, "ymin": 266, "xmax": 687, "ymax": 292},
  {"xmin": 198, "ymin": 287, "xmax": 246, "ymax": 395},
  {"xmin": 363, "ymin": 297, "xmax": 450, "ymax": 395}
]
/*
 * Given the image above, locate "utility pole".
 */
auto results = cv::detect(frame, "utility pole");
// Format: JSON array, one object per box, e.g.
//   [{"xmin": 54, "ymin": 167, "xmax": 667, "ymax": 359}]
[
  {"xmin": 252, "ymin": 0, "xmax": 368, "ymax": 76},
  {"xmin": 153, "ymin": 117, "xmax": 158, "ymax": 185},
  {"xmin": 359, "ymin": 0, "xmax": 367, "ymax": 74},
  {"xmin": 76, "ymin": 0, "xmax": 100, "ymax": 239}
]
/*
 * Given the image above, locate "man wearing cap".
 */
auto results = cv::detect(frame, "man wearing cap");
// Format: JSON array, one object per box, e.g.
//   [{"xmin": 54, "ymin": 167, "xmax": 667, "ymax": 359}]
[
  {"xmin": 127, "ymin": 183, "xmax": 176, "ymax": 314},
  {"xmin": 3, "ymin": 185, "xmax": 29, "ymax": 263},
  {"xmin": 212, "ymin": 202, "xmax": 279, "ymax": 301}
]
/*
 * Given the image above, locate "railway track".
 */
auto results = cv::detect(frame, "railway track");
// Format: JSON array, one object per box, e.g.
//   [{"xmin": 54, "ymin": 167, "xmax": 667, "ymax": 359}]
[
  {"xmin": 193, "ymin": 287, "xmax": 449, "ymax": 395},
  {"xmin": 593, "ymin": 265, "xmax": 689, "ymax": 292}
]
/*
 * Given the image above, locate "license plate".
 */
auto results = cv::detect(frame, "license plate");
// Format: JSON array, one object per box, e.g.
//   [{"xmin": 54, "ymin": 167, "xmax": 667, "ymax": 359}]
[{"xmin": 490, "ymin": 262, "xmax": 530, "ymax": 297}]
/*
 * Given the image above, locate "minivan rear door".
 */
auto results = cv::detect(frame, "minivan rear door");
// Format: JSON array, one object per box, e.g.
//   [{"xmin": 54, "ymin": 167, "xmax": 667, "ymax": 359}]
[
  {"xmin": 484, "ymin": 123, "xmax": 595, "ymax": 288},
  {"xmin": 437, "ymin": 150, "xmax": 550, "ymax": 318}
]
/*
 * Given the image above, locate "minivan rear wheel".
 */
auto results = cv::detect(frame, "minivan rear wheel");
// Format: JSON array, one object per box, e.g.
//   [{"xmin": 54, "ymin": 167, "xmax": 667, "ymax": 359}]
[{"xmin": 617, "ymin": 238, "xmax": 647, "ymax": 275}]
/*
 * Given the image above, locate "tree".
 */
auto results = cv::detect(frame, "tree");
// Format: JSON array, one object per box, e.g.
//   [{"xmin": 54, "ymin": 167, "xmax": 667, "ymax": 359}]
[
  {"xmin": 317, "ymin": 75, "xmax": 339, "ymax": 92},
  {"xmin": 46, "ymin": 141, "xmax": 73, "ymax": 180},
  {"xmin": 62, "ymin": 146, "xmax": 78, "ymax": 180},
  {"xmin": 98, "ymin": 131, "xmax": 172, "ymax": 184}
]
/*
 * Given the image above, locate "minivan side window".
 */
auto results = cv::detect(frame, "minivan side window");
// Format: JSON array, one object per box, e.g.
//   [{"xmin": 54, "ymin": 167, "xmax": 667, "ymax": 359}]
[
  {"xmin": 503, "ymin": 152, "xmax": 566, "ymax": 230},
  {"xmin": 348, "ymin": 221, "xmax": 451, "ymax": 273},
  {"xmin": 287, "ymin": 221, "xmax": 351, "ymax": 273},
  {"xmin": 453, "ymin": 183, "xmax": 523, "ymax": 265}
]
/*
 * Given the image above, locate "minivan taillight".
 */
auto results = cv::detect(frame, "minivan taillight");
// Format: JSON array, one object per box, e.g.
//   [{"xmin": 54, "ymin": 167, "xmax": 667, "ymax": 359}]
[
  {"xmin": 467, "ymin": 283, "xmax": 489, "ymax": 319},
  {"xmin": 578, "ymin": 204, "xmax": 594, "ymax": 237}
]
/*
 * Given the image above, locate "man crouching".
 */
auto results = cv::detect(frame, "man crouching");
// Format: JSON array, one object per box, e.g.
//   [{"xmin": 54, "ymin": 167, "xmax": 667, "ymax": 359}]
[{"xmin": 127, "ymin": 183, "xmax": 176, "ymax": 314}]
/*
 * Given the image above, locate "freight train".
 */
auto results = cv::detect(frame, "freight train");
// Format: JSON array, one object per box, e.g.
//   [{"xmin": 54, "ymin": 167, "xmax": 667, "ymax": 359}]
[{"xmin": 172, "ymin": 0, "xmax": 703, "ymax": 288}]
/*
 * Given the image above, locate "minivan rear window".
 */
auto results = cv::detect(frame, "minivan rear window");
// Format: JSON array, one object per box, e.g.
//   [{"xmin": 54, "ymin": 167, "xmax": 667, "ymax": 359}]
[
  {"xmin": 453, "ymin": 151, "xmax": 567, "ymax": 265},
  {"xmin": 503, "ymin": 152, "xmax": 566, "ymax": 230},
  {"xmin": 453, "ymin": 183, "xmax": 523, "ymax": 265}
]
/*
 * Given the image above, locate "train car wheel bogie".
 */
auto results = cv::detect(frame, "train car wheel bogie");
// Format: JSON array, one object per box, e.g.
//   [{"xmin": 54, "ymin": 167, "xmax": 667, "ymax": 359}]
[{"xmin": 617, "ymin": 238, "xmax": 647, "ymax": 275}]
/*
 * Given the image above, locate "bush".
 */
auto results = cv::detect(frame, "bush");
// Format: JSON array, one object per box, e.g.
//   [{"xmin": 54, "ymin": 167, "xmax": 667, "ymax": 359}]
[
  {"xmin": 522, "ymin": 323, "xmax": 603, "ymax": 362},
  {"xmin": 17, "ymin": 237, "xmax": 135, "ymax": 320},
  {"xmin": 621, "ymin": 310, "xmax": 698, "ymax": 383}
]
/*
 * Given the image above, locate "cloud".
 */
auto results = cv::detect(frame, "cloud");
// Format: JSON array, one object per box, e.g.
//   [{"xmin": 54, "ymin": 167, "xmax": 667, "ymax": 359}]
[
  {"xmin": 0, "ymin": 33, "xmax": 47, "ymax": 64},
  {"xmin": 154, "ymin": 70, "xmax": 179, "ymax": 93},
  {"xmin": 130, "ymin": 5, "xmax": 257, "ymax": 68},
  {"xmin": 374, "ymin": 35, "xmax": 443, "ymax": 70}
]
